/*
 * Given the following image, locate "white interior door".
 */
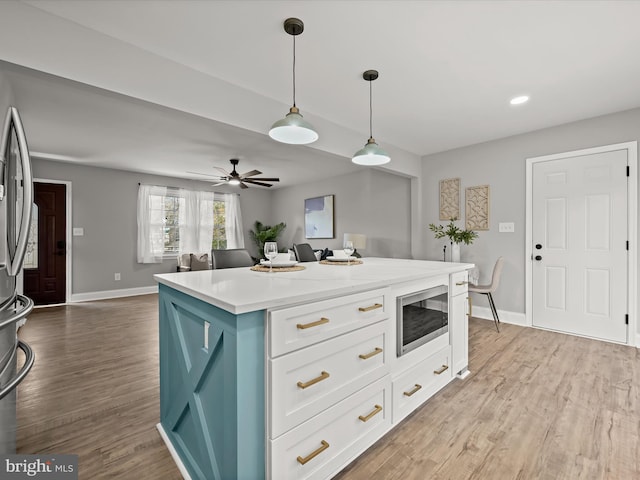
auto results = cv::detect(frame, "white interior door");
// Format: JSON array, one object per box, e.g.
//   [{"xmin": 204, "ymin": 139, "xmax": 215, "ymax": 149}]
[{"xmin": 532, "ymin": 149, "xmax": 628, "ymax": 343}]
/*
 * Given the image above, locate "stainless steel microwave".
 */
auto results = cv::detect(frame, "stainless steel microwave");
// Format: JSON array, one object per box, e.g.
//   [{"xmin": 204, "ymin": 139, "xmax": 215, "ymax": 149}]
[{"xmin": 396, "ymin": 284, "xmax": 448, "ymax": 356}]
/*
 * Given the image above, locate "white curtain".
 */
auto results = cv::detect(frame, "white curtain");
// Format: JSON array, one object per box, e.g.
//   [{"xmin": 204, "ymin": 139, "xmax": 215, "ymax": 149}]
[
  {"xmin": 137, "ymin": 184, "xmax": 167, "ymax": 263},
  {"xmin": 224, "ymin": 193, "xmax": 245, "ymax": 248},
  {"xmin": 180, "ymin": 189, "xmax": 215, "ymax": 253}
]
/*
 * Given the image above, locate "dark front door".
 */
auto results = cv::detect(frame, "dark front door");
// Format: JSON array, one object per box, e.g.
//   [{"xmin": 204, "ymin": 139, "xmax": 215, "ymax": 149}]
[{"xmin": 24, "ymin": 182, "xmax": 66, "ymax": 305}]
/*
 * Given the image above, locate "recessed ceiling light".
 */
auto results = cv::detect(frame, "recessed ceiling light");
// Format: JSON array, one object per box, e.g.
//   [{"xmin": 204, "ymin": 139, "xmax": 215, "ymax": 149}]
[{"xmin": 510, "ymin": 95, "xmax": 529, "ymax": 105}]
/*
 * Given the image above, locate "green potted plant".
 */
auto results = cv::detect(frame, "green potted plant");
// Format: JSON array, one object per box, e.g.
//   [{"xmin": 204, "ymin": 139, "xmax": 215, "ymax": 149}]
[
  {"xmin": 428, "ymin": 217, "xmax": 478, "ymax": 262},
  {"xmin": 249, "ymin": 220, "xmax": 287, "ymax": 259}
]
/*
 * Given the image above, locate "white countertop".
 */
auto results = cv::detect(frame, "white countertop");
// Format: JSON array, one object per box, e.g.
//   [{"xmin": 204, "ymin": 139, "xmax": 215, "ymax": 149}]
[{"xmin": 154, "ymin": 257, "xmax": 474, "ymax": 314}]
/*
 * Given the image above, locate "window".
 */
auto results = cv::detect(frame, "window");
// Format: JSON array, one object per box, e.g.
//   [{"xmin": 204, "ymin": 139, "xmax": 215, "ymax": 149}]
[
  {"xmin": 154, "ymin": 193, "xmax": 184, "ymax": 254},
  {"xmin": 137, "ymin": 185, "xmax": 244, "ymax": 264},
  {"xmin": 212, "ymin": 199, "xmax": 226, "ymax": 250}
]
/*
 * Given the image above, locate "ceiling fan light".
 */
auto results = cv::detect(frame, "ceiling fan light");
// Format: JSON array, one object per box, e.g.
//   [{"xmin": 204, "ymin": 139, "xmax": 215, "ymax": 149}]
[
  {"xmin": 228, "ymin": 178, "xmax": 241, "ymax": 185},
  {"xmin": 269, "ymin": 107, "xmax": 318, "ymax": 145},
  {"xmin": 352, "ymin": 138, "xmax": 390, "ymax": 166}
]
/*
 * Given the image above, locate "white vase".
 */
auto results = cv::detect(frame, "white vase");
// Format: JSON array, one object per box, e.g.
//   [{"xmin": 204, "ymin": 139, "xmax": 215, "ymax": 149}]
[{"xmin": 450, "ymin": 243, "xmax": 461, "ymax": 262}]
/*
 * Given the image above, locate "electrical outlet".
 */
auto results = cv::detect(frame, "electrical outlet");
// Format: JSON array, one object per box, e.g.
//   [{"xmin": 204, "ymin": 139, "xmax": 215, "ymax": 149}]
[
  {"xmin": 499, "ymin": 222, "xmax": 515, "ymax": 233},
  {"xmin": 114, "ymin": 273, "xmax": 121, "ymax": 281}
]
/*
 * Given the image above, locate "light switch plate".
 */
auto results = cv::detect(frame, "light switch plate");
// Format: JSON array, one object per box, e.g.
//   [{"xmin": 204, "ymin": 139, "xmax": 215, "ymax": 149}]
[
  {"xmin": 499, "ymin": 222, "xmax": 515, "ymax": 233},
  {"xmin": 73, "ymin": 227, "xmax": 84, "ymax": 236}
]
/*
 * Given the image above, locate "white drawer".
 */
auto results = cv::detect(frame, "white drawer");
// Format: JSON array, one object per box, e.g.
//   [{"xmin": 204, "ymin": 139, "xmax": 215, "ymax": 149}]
[
  {"xmin": 269, "ymin": 321, "xmax": 390, "ymax": 438},
  {"xmin": 269, "ymin": 289, "xmax": 388, "ymax": 357},
  {"xmin": 450, "ymin": 270, "xmax": 469, "ymax": 297},
  {"xmin": 269, "ymin": 376, "xmax": 392, "ymax": 480},
  {"xmin": 392, "ymin": 345, "xmax": 452, "ymax": 424}
]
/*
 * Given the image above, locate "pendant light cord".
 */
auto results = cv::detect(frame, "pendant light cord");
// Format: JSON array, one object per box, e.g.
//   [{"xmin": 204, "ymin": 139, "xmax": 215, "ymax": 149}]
[
  {"xmin": 369, "ymin": 80, "xmax": 373, "ymax": 139},
  {"xmin": 292, "ymin": 35, "xmax": 296, "ymax": 107}
]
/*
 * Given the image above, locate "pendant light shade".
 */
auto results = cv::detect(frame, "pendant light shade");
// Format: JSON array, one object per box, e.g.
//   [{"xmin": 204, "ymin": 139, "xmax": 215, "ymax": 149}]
[
  {"xmin": 352, "ymin": 70, "xmax": 390, "ymax": 166},
  {"xmin": 352, "ymin": 138, "xmax": 390, "ymax": 166},
  {"xmin": 269, "ymin": 18, "xmax": 318, "ymax": 145}
]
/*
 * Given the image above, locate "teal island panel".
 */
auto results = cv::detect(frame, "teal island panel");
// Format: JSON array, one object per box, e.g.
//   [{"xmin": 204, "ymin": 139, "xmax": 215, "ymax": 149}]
[{"xmin": 158, "ymin": 284, "xmax": 265, "ymax": 480}]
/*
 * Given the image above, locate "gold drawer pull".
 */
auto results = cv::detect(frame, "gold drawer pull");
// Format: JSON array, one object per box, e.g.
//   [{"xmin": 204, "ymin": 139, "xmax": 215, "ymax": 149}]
[
  {"xmin": 456, "ymin": 281, "xmax": 468, "ymax": 286},
  {"xmin": 358, "ymin": 404, "xmax": 383, "ymax": 422},
  {"xmin": 297, "ymin": 317, "xmax": 329, "ymax": 330},
  {"xmin": 297, "ymin": 371, "xmax": 330, "ymax": 389},
  {"xmin": 297, "ymin": 440, "xmax": 329, "ymax": 465},
  {"xmin": 358, "ymin": 303, "xmax": 383, "ymax": 312},
  {"xmin": 403, "ymin": 384, "xmax": 422, "ymax": 397},
  {"xmin": 359, "ymin": 347, "xmax": 383, "ymax": 360},
  {"xmin": 434, "ymin": 365, "xmax": 449, "ymax": 375}
]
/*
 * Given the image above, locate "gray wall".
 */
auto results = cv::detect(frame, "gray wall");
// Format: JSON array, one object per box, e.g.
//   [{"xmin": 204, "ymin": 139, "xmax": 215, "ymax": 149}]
[
  {"xmin": 271, "ymin": 168, "xmax": 412, "ymax": 258},
  {"xmin": 420, "ymin": 107, "xmax": 640, "ymax": 318},
  {"xmin": 31, "ymin": 159, "xmax": 271, "ymax": 295},
  {"xmin": 0, "ymin": 70, "xmax": 13, "ymax": 112}
]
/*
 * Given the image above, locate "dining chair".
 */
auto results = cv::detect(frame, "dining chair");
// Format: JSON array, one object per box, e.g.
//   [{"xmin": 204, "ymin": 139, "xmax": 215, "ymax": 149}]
[
  {"xmin": 211, "ymin": 248, "xmax": 255, "ymax": 269},
  {"xmin": 293, "ymin": 243, "xmax": 318, "ymax": 262},
  {"xmin": 468, "ymin": 257, "xmax": 504, "ymax": 332}
]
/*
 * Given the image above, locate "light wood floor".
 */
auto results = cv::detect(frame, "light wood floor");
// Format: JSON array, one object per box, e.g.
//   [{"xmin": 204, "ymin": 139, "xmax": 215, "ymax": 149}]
[{"xmin": 15, "ymin": 296, "xmax": 640, "ymax": 479}]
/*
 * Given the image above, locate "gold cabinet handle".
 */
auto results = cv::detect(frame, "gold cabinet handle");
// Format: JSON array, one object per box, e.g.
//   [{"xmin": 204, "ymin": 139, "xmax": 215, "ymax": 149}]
[
  {"xmin": 297, "ymin": 371, "xmax": 330, "ymax": 389},
  {"xmin": 359, "ymin": 347, "xmax": 383, "ymax": 360},
  {"xmin": 358, "ymin": 404, "xmax": 383, "ymax": 422},
  {"xmin": 358, "ymin": 303, "xmax": 383, "ymax": 312},
  {"xmin": 456, "ymin": 281, "xmax": 468, "ymax": 286},
  {"xmin": 434, "ymin": 365, "xmax": 449, "ymax": 375},
  {"xmin": 297, "ymin": 440, "xmax": 330, "ymax": 465},
  {"xmin": 297, "ymin": 317, "xmax": 329, "ymax": 330},
  {"xmin": 403, "ymin": 384, "xmax": 422, "ymax": 397},
  {"xmin": 467, "ymin": 296, "xmax": 472, "ymax": 317}
]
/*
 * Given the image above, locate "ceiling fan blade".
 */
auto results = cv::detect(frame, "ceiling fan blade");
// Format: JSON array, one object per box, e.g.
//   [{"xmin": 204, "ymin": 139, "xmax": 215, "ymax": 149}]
[
  {"xmin": 187, "ymin": 170, "xmax": 224, "ymax": 178},
  {"xmin": 211, "ymin": 182, "xmax": 227, "ymax": 187},
  {"xmin": 239, "ymin": 181, "xmax": 249, "ymax": 189},
  {"xmin": 246, "ymin": 177, "xmax": 279, "ymax": 182},
  {"xmin": 239, "ymin": 169, "xmax": 262, "ymax": 178},
  {"xmin": 214, "ymin": 166, "xmax": 231, "ymax": 175},
  {"xmin": 243, "ymin": 179, "xmax": 274, "ymax": 187}
]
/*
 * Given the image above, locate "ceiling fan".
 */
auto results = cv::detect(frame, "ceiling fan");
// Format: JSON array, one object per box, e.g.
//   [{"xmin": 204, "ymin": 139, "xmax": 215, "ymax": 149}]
[{"xmin": 188, "ymin": 158, "xmax": 280, "ymax": 189}]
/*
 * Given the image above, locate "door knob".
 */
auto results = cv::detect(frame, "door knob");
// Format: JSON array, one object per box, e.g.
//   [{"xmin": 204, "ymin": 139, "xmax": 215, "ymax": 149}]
[
  {"xmin": 534, "ymin": 255, "xmax": 542, "ymax": 261},
  {"xmin": 535, "ymin": 244, "xmax": 542, "ymax": 250}
]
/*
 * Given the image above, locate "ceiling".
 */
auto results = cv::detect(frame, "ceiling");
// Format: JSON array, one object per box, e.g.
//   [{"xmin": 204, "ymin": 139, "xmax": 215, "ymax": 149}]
[{"xmin": 3, "ymin": 0, "xmax": 640, "ymax": 187}]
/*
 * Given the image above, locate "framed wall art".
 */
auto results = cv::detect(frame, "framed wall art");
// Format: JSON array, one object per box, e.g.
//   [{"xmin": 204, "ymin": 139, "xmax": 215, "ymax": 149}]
[
  {"xmin": 439, "ymin": 178, "xmax": 460, "ymax": 220},
  {"xmin": 465, "ymin": 185, "xmax": 490, "ymax": 230},
  {"xmin": 305, "ymin": 194, "xmax": 334, "ymax": 239}
]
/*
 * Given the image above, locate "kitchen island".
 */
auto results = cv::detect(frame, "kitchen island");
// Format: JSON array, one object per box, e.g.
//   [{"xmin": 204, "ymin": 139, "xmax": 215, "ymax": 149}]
[{"xmin": 154, "ymin": 258, "xmax": 473, "ymax": 480}]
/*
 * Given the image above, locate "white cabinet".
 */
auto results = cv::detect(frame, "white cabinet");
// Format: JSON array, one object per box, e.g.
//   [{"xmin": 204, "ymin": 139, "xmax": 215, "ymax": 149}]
[
  {"xmin": 451, "ymin": 293, "xmax": 469, "ymax": 375},
  {"xmin": 392, "ymin": 345, "xmax": 452, "ymax": 423},
  {"xmin": 269, "ymin": 376, "xmax": 392, "ymax": 480},
  {"xmin": 269, "ymin": 321, "xmax": 390, "ymax": 438},
  {"xmin": 449, "ymin": 270, "xmax": 469, "ymax": 375},
  {"xmin": 269, "ymin": 289, "xmax": 387, "ymax": 358},
  {"xmin": 267, "ymin": 270, "xmax": 470, "ymax": 479},
  {"xmin": 267, "ymin": 290, "xmax": 391, "ymax": 480}
]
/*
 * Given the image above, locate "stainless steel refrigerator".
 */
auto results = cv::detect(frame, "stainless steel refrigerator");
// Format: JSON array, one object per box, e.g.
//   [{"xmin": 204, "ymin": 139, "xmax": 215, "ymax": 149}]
[{"xmin": 0, "ymin": 106, "xmax": 35, "ymax": 454}]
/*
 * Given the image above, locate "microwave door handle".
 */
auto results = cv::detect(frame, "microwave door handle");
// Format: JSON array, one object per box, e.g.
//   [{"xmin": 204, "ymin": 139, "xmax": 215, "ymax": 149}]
[{"xmin": 6, "ymin": 107, "xmax": 33, "ymax": 276}]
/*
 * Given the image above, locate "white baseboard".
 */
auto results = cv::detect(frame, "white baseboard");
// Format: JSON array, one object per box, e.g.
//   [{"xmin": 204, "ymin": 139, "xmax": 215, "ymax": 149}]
[
  {"xmin": 69, "ymin": 285, "xmax": 158, "ymax": 303},
  {"xmin": 156, "ymin": 423, "xmax": 191, "ymax": 480},
  {"xmin": 470, "ymin": 305, "xmax": 526, "ymax": 326},
  {"xmin": 635, "ymin": 333, "xmax": 640, "ymax": 349}
]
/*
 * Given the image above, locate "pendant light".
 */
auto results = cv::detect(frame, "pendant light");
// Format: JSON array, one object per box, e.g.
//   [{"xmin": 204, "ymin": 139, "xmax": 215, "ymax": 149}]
[
  {"xmin": 352, "ymin": 70, "xmax": 390, "ymax": 166},
  {"xmin": 269, "ymin": 18, "xmax": 318, "ymax": 145}
]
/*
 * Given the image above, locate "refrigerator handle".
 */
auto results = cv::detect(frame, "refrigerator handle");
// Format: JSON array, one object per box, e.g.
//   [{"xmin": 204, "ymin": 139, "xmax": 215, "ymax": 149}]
[
  {"xmin": 0, "ymin": 340, "xmax": 34, "ymax": 400},
  {"xmin": 6, "ymin": 107, "xmax": 34, "ymax": 276},
  {"xmin": 0, "ymin": 295, "xmax": 34, "ymax": 330}
]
